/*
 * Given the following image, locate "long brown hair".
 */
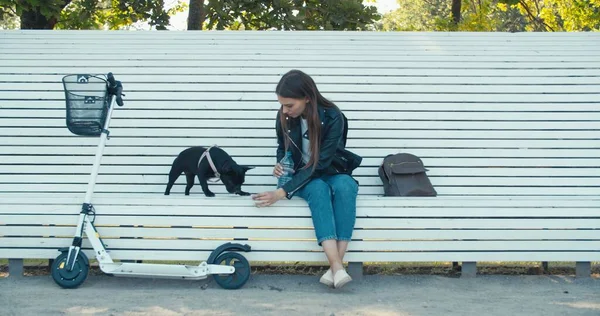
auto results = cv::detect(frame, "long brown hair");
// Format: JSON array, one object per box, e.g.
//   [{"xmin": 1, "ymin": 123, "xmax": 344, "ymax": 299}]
[{"xmin": 276, "ymin": 69, "xmax": 337, "ymax": 170}]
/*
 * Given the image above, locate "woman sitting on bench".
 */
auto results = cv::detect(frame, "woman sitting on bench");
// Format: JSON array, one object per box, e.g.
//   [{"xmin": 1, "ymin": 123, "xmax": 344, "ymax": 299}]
[{"xmin": 252, "ymin": 69, "xmax": 359, "ymax": 289}]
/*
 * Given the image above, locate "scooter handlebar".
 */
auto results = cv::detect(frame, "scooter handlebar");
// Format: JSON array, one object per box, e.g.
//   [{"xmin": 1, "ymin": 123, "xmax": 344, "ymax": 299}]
[{"xmin": 107, "ymin": 72, "xmax": 124, "ymax": 107}]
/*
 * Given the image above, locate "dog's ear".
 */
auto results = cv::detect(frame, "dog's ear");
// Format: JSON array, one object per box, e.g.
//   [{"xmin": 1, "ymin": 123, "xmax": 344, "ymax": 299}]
[{"xmin": 241, "ymin": 165, "xmax": 254, "ymax": 173}]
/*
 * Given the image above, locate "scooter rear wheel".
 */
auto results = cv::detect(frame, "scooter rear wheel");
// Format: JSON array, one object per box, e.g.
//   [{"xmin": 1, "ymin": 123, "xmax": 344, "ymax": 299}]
[
  {"xmin": 212, "ymin": 252, "xmax": 250, "ymax": 289},
  {"xmin": 51, "ymin": 252, "xmax": 89, "ymax": 289}
]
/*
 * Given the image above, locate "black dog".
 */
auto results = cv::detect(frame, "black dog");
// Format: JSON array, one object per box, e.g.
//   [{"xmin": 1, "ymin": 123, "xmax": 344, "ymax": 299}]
[{"xmin": 164, "ymin": 146, "xmax": 253, "ymax": 197}]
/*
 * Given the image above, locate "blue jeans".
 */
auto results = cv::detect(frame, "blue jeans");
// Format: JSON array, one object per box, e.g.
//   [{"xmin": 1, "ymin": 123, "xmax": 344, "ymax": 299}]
[{"xmin": 296, "ymin": 174, "xmax": 358, "ymax": 245}]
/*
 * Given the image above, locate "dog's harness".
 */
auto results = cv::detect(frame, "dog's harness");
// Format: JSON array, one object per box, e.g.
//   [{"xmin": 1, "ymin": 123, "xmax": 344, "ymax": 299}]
[{"xmin": 198, "ymin": 145, "xmax": 221, "ymax": 183}]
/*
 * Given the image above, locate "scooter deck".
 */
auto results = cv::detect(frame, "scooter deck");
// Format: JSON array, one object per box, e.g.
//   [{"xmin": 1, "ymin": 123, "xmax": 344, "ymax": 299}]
[{"xmin": 99, "ymin": 261, "xmax": 234, "ymax": 280}]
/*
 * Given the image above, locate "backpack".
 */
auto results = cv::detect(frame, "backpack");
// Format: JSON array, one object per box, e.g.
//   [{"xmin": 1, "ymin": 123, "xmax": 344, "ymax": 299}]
[{"xmin": 378, "ymin": 153, "xmax": 437, "ymax": 197}]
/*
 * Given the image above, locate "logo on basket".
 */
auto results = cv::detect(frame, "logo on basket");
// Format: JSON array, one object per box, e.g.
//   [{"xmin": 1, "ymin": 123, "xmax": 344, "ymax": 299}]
[
  {"xmin": 84, "ymin": 96, "xmax": 97, "ymax": 104},
  {"xmin": 77, "ymin": 75, "xmax": 89, "ymax": 83}
]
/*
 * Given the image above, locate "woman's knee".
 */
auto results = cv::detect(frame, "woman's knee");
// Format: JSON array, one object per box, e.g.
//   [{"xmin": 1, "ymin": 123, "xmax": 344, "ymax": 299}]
[
  {"xmin": 330, "ymin": 175, "xmax": 358, "ymax": 197},
  {"xmin": 301, "ymin": 178, "xmax": 332, "ymax": 200}
]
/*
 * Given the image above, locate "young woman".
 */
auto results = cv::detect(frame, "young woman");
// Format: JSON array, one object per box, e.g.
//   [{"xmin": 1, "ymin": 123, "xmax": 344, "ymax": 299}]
[{"xmin": 252, "ymin": 69, "xmax": 360, "ymax": 289}]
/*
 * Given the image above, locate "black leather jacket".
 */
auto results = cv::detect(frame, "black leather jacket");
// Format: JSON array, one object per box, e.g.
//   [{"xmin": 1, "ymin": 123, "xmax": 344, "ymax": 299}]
[{"xmin": 275, "ymin": 105, "xmax": 347, "ymax": 199}]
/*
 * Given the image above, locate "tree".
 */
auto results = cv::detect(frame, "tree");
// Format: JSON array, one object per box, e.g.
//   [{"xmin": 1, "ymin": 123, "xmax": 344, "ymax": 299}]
[
  {"xmin": 0, "ymin": 0, "xmax": 185, "ymax": 30},
  {"xmin": 378, "ymin": 0, "xmax": 451, "ymax": 31},
  {"xmin": 0, "ymin": 3, "xmax": 21, "ymax": 29},
  {"xmin": 379, "ymin": 0, "xmax": 600, "ymax": 32},
  {"xmin": 198, "ymin": 0, "xmax": 379, "ymax": 31},
  {"xmin": 0, "ymin": 0, "xmax": 70, "ymax": 29},
  {"xmin": 451, "ymin": 0, "xmax": 461, "ymax": 26},
  {"xmin": 187, "ymin": 0, "xmax": 204, "ymax": 30},
  {"xmin": 499, "ymin": 0, "xmax": 600, "ymax": 31},
  {"xmin": 459, "ymin": 0, "xmax": 526, "ymax": 31},
  {"xmin": 295, "ymin": 0, "xmax": 380, "ymax": 30}
]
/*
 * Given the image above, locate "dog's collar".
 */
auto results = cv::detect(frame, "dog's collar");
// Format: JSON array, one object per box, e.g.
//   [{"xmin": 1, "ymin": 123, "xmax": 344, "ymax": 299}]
[{"xmin": 199, "ymin": 145, "xmax": 221, "ymax": 182}]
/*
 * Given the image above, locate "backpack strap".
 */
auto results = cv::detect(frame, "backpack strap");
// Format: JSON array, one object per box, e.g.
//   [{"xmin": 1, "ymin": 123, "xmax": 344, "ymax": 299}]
[{"xmin": 341, "ymin": 112, "xmax": 349, "ymax": 147}]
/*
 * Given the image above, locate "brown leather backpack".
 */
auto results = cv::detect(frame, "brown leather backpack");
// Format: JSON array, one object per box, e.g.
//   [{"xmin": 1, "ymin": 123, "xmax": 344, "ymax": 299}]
[{"xmin": 378, "ymin": 153, "xmax": 437, "ymax": 197}]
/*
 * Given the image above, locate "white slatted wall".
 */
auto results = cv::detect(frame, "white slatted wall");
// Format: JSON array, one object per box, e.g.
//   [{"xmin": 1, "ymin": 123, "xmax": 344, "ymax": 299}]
[
  {"xmin": 1, "ymin": 31, "xmax": 599, "ymax": 197},
  {"xmin": 1, "ymin": 31, "xmax": 600, "ymax": 266}
]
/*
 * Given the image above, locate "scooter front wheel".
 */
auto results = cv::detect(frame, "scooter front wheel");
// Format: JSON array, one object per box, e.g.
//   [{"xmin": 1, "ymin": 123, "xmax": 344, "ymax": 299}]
[
  {"xmin": 212, "ymin": 252, "xmax": 250, "ymax": 289},
  {"xmin": 51, "ymin": 252, "xmax": 89, "ymax": 289}
]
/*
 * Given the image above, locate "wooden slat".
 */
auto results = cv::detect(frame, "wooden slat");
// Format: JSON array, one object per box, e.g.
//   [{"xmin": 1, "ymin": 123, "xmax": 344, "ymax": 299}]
[
  {"xmin": 1, "ymin": 67, "xmax": 598, "ymax": 77},
  {"xmin": 5, "ymin": 128, "xmax": 598, "ymax": 139},
  {"xmin": 1, "ymin": 35, "xmax": 597, "ymax": 43},
  {"xmin": 3, "ymin": 40, "xmax": 599, "ymax": 49},
  {"xmin": 2, "ymin": 194, "xmax": 599, "ymax": 207},
  {"xmin": 3, "ymin": 91, "xmax": 600, "ymax": 103},
  {"xmin": 6, "ymin": 118, "xmax": 600, "ymax": 131},
  {"xmin": 3, "ymin": 226, "xmax": 599, "ymax": 241},
  {"xmin": 6, "ymin": 82, "xmax": 600, "ymax": 94},
  {"xmin": 4, "ymin": 146, "xmax": 600, "ymax": 158},
  {"xmin": 3, "ymin": 238, "xmax": 600, "ymax": 252},
  {"xmin": 3, "ymin": 54, "xmax": 600, "ymax": 63},
  {"xmin": 2, "ymin": 45, "xmax": 599, "ymax": 55},
  {"xmin": 2, "ymin": 174, "xmax": 599, "ymax": 188},
  {"xmin": 0, "ymin": 184, "xmax": 598, "ymax": 196},
  {"xmin": 2, "ymin": 166, "xmax": 597, "ymax": 178},
  {"xmin": 3, "ymin": 147, "xmax": 600, "ymax": 160},
  {"xmin": 4, "ymin": 74, "xmax": 600, "ymax": 85},
  {"xmin": 4, "ymin": 137, "xmax": 598, "ymax": 149},
  {"xmin": 3, "ymin": 202, "xmax": 600, "ymax": 218},
  {"xmin": 3, "ymin": 155, "xmax": 598, "ymax": 168},
  {"xmin": 5, "ymin": 59, "xmax": 600, "ymax": 69},
  {"xmin": 2, "ymin": 100, "xmax": 600, "ymax": 111},
  {"xmin": 4, "ymin": 109, "xmax": 600, "ymax": 121},
  {"xmin": 2, "ymin": 215, "xmax": 599, "ymax": 229},
  {"xmin": 2, "ymin": 248, "xmax": 599, "ymax": 262},
  {"xmin": 1, "ymin": 30, "xmax": 595, "ymax": 37},
  {"xmin": 5, "ymin": 48, "xmax": 597, "ymax": 55}
]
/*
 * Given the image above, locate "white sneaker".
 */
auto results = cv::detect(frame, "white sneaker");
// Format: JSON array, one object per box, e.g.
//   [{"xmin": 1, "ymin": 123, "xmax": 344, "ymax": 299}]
[
  {"xmin": 333, "ymin": 269, "xmax": 352, "ymax": 289},
  {"xmin": 319, "ymin": 269, "xmax": 334, "ymax": 287}
]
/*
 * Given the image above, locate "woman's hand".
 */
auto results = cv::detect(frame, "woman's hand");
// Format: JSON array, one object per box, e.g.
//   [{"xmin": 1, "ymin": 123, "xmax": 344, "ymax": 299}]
[
  {"xmin": 252, "ymin": 188, "xmax": 286, "ymax": 207},
  {"xmin": 273, "ymin": 163, "xmax": 284, "ymax": 178}
]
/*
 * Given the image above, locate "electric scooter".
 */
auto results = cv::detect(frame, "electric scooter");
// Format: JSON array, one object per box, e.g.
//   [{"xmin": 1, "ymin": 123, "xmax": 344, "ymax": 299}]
[{"xmin": 52, "ymin": 72, "xmax": 251, "ymax": 289}]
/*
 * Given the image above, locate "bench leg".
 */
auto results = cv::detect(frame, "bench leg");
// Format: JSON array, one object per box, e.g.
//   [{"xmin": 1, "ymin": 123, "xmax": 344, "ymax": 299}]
[
  {"xmin": 347, "ymin": 262, "xmax": 363, "ymax": 280},
  {"xmin": 576, "ymin": 262, "xmax": 591, "ymax": 278},
  {"xmin": 452, "ymin": 261, "xmax": 460, "ymax": 271},
  {"xmin": 8, "ymin": 259, "xmax": 24, "ymax": 278},
  {"xmin": 542, "ymin": 261, "xmax": 549, "ymax": 273},
  {"xmin": 461, "ymin": 262, "xmax": 477, "ymax": 278}
]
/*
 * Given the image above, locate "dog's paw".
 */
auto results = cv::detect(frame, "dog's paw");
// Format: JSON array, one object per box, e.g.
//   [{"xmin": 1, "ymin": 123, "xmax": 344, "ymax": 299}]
[
  {"xmin": 237, "ymin": 191, "xmax": 251, "ymax": 196},
  {"xmin": 204, "ymin": 191, "xmax": 216, "ymax": 197}
]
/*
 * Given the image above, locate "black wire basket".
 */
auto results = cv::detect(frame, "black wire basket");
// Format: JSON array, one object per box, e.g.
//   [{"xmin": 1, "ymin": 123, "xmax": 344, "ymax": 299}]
[{"xmin": 63, "ymin": 74, "xmax": 110, "ymax": 136}]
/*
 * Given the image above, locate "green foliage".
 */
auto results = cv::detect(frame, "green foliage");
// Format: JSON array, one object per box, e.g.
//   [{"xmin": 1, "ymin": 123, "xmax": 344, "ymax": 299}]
[
  {"xmin": 379, "ymin": 0, "xmax": 453, "ymax": 31},
  {"xmin": 5, "ymin": 0, "xmax": 596, "ymax": 32},
  {"xmin": 381, "ymin": 0, "xmax": 599, "ymax": 32},
  {"xmin": 204, "ymin": 0, "xmax": 380, "ymax": 31},
  {"xmin": 0, "ymin": 0, "xmax": 186, "ymax": 29},
  {"xmin": 0, "ymin": 0, "xmax": 67, "ymax": 19},
  {"xmin": 0, "ymin": 3, "xmax": 20, "ymax": 29},
  {"xmin": 499, "ymin": 0, "xmax": 600, "ymax": 31}
]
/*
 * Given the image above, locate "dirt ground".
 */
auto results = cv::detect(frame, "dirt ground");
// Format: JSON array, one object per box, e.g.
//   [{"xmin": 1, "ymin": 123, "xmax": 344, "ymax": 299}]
[{"xmin": 1, "ymin": 270, "xmax": 599, "ymax": 316}]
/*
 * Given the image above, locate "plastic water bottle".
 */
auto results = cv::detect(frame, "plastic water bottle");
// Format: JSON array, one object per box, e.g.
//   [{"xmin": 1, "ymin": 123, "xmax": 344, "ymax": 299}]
[{"xmin": 277, "ymin": 151, "xmax": 294, "ymax": 188}]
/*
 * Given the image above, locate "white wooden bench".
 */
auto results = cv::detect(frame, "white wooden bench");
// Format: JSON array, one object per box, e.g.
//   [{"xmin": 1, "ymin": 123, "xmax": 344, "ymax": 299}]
[{"xmin": 1, "ymin": 30, "xmax": 599, "ymax": 280}]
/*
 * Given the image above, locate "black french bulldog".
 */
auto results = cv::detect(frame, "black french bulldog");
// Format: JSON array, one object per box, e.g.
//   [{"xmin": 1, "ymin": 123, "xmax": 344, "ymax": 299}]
[{"xmin": 164, "ymin": 146, "xmax": 253, "ymax": 197}]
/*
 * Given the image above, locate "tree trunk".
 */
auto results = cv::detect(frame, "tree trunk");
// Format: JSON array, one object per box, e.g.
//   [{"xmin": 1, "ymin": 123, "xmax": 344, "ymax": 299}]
[
  {"xmin": 19, "ymin": 1, "xmax": 71, "ymax": 29},
  {"xmin": 187, "ymin": 0, "xmax": 205, "ymax": 30},
  {"xmin": 451, "ymin": 0, "xmax": 462, "ymax": 25},
  {"xmin": 20, "ymin": 8, "xmax": 57, "ymax": 29}
]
